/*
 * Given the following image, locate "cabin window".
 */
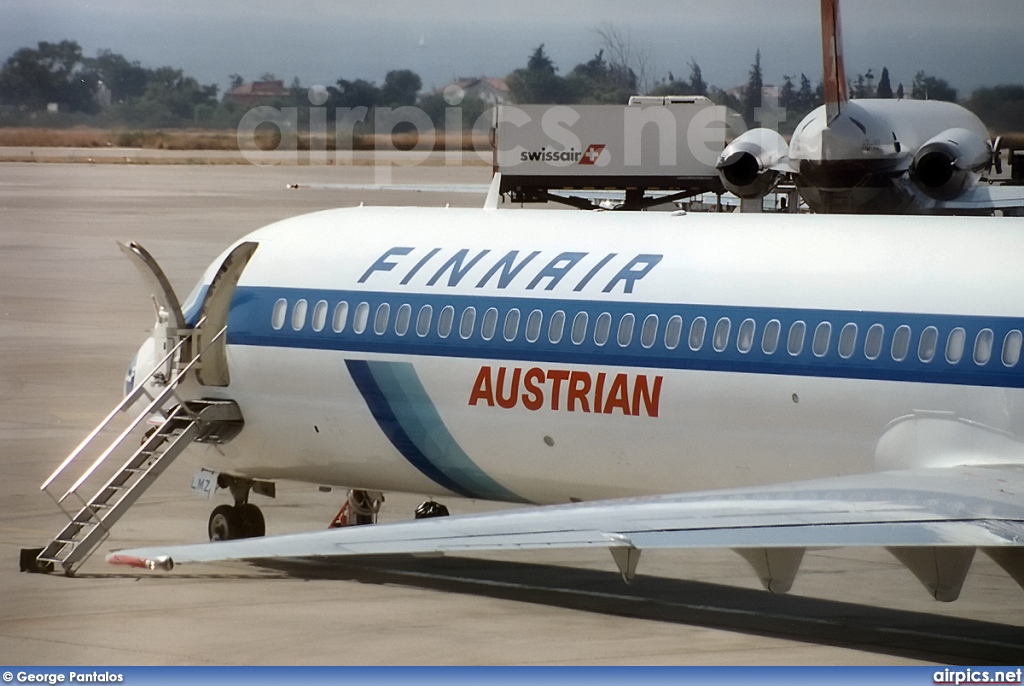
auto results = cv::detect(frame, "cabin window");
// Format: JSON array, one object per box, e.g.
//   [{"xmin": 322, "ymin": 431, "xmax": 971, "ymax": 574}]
[
  {"xmin": 415, "ymin": 304, "xmax": 433, "ymax": 337},
  {"xmin": 918, "ymin": 326, "xmax": 939, "ymax": 363},
  {"xmin": 395, "ymin": 304, "xmax": 412, "ymax": 336},
  {"xmin": 812, "ymin": 322, "xmax": 831, "ymax": 357},
  {"xmin": 437, "ymin": 305, "xmax": 455, "ymax": 339},
  {"xmin": 332, "ymin": 301, "xmax": 348, "ymax": 333},
  {"xmin": 712, "ymin": 317, "xmax": 731, "ymax": 353},
  {"xmin": 460, "ymin": 307, "xmax": 476, "ymax": 340},
  {"xmin": 311, "ymin": 300, "xmax": 328, "ymax": 332},
  {"xmin": 762, "ymin": 319, "xmax": 781, "ymax": 355},
  {"xmin": 974, "ymin": 329, "xmax": 994, "ymax": 365},
  {"xmin": 374, "ymin": 303, "xmax": 390, "ymax": 335},
  {"xmin": 641, "ymin": 314, "xmax": 659, "ymax": 349},
  {"xmin": 838, "ymin": 323, "xmax": 857, "ymax": 359},
  {"xmin": 617, "ymin": 313, "xmax": 635, "ymax": 347},
  {"xmin": 503, "ymin": 309, "xmax": 521, "ymax": 342},
  {"xmin": 481, "ymin": 307, "xmax": 498, "ymax": 341},
  {"xmin": 945, "ymin": 327, "xmax": 966, "ymax": 364},
  {"xmin": 891, "ymin": 325, "xmax": 911, "ymax": 362},
  {"xmin": 689, "ymin": 316, "xmax": 707, "ymax": 351},
  {"xmin": 526, "ymin": 309, "xmax": 544, "ymax": 343},
  {"xmin": 661, "ymin": 316, "xmax": 681, "ymax": 350},
  {"xmin": 1002, "ymin": 330, "xmax": 1022, "ymax": 367},
  {"xmin": 549, "ymin": 310, "xmax": 566, "ymax": 344},
  {"xmin": 272, "ymin": 298, "xmax": 288, "ymax": 331},
  {"xmin": 787, "ymin": 321, "xmax": 806, "ymax": 356},
  {"xmin": 571, "ymin": 311, "xmax": 589, "ymax": 345},
  {"xmin": 736, "ymin": 318, "xmax": 756, "ymax": 354},
  {"xmin": 353, "ymin": 302, "xmax": 369, "ymax": 334},
  {"xmin": 594, "ymin": 312, "xmax": 612, "ymax": 346},
  {"xmin": 291, "ymin": 300, "xmax": 308, "ymax": 331},
  {"xmin": 864, "ymin": 324, "xmax": 884, "ymax": 360}
]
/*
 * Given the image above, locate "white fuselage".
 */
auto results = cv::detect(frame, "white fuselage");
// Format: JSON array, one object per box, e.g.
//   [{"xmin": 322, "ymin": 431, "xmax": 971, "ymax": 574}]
[{"xmin": 164, "ymin": 207, "xmax": 1024, "ymax": 505}]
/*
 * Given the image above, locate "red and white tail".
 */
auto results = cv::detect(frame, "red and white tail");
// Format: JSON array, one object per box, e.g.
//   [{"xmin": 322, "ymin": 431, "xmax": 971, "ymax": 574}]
[{"xmin": 820, "ymin": 0, "xmax": 848, "ymax": 121}]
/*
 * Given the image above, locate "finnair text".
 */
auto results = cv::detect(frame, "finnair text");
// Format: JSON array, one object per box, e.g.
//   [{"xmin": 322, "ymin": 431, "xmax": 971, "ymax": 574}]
[{"xmin": 359, "ymin": 247, "xmax": 663, "ymax": 294}]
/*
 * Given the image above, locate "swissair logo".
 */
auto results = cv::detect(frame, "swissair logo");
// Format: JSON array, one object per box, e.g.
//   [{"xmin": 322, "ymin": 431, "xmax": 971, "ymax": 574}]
[{"xmin": 579, "ymin": 144, "xmax": 606, "ymax": 165}]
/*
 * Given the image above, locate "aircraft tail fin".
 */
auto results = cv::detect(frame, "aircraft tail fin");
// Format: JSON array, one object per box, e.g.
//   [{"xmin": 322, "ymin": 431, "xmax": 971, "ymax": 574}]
[{"xmin": 821, "ymin": 0, "xmax": 848, "ymax": 122}]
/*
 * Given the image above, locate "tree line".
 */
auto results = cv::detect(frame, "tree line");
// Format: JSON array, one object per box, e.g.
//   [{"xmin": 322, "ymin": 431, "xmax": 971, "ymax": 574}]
[
  {"xmin": 0, "ymin": 41, "xmax": 219, "ymax": 127},
  {"xmin": 507, "ymin": 44, "xmax": 1023, "ymax": 134},
  {"xmin": 1, "ymin": 38, "xmax": 1021, "ymax": 133}
]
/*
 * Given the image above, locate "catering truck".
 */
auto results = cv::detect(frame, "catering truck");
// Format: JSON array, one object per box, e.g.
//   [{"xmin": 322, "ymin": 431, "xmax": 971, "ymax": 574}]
[{"xmin": 492, "ymin": 97, "xmax": 741, "ymax": 210}]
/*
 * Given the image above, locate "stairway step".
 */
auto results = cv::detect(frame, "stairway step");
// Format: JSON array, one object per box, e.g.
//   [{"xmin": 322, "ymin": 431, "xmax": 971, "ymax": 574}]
[{"xmin": 35, "ymin": 392, "xmax": 239, "ymax": 575}]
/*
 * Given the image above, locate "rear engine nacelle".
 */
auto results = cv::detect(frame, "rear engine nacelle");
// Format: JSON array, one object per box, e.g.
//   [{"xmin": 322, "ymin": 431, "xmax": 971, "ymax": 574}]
[
  {"xmin": 909, "ymin": 128, "xmax": 989, "ymax": 201},
  {"xmin": 716, "ymin": 129, "xmax": 789, "ymax": 199}
]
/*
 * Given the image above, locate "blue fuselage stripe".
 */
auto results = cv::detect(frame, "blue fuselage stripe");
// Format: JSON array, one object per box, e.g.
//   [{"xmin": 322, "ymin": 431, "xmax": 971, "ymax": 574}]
[
  {"xmin": 345, "ymin": 359, "xmax": 487, "ymax": 498},
  {"xmin": 229, "ymin": 286, "xmax": 1024, "ymax": 389},
  {"xmin": 353, "ymin": 360, "xmax": 529, "ymax": 502}
]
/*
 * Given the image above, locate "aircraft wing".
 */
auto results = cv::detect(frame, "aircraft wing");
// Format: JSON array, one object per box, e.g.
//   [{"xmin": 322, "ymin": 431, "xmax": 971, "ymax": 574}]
[
  {"xmin": 108, "ymin": 465, "xmax": 1024, "ymax": 599},
  {"xmin": 770, "ymin": 158, "xmax": 799, "ymax": 175},
  {"xmin": 285, "ymin": 183, "xmax": 708, "ymax": 201},
  {"xmin": 285, "ymin": 182, "xmax": 492, "ymax": 193},
  {"xmin": 925, "ymin": 184, "xmax": 1024, "ymax": 212}
]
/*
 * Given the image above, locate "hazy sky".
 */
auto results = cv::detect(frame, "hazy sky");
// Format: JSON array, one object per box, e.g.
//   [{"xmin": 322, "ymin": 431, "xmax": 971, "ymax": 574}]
[{"xmin": 3, "ymin": 0, "xmax": 1023, "ymax": 97}]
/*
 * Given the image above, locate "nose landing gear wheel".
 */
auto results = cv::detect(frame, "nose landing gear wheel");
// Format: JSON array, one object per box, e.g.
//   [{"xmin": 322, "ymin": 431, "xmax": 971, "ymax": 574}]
[
  {"xmin": 209, "ymin": 504, "xmax": 240, "ymax": 541},
  {"xmin": 239, "ymin": 502, "xmax": 265, "ymax": 538},
  {"xmin": 208, "ymin": 503, "xmax": 265, "ymax": 540}
]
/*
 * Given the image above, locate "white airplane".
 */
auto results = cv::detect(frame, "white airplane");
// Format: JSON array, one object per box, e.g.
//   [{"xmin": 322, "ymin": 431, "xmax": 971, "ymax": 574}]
[
  {"xmin": 716, "ymin": 0, "xmax": 1024, "ymax": 215},
  {"xmin": 22, "ymin": 173, "xmax": 1013, "ymax": 602}
]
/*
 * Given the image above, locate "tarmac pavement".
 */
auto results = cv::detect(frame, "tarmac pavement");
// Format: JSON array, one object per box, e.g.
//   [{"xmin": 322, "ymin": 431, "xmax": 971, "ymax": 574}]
[{"xmin": 1, "ymin": 161, "xmax": 1022, "ymax": 665}]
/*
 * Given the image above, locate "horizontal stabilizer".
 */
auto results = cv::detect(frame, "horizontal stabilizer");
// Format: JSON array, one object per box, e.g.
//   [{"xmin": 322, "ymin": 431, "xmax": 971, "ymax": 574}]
[{"xmin": 921, "ymin": 184, "xmax": 1024, "ymax": 212}]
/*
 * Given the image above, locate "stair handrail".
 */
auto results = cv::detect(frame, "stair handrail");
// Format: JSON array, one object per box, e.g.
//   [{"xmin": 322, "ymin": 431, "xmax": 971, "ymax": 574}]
[
  {"xmin": 58, "ymin": 325, "xmax": 227, "ymax": 502},
  {"xmin": 44, "ymin": 324, "xmax": 226, "ymax": 503},
  {"xmin": 40, "ymin": 316, "xmax": 208, "ymax": 492}
]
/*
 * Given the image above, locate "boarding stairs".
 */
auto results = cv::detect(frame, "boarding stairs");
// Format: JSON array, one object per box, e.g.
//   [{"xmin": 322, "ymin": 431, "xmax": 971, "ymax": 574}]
[{"xmin": 28, "ymin": 323, "xmax": 243, "ymax": 576}]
